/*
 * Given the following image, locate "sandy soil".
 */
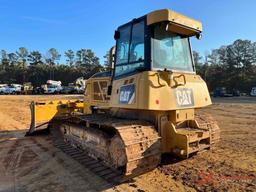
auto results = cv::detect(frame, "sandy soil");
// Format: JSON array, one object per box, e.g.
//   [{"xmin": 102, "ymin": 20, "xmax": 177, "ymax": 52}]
[
  {"xmin": 0, "ymin": 95, "xmax": 83, "ymax": 131},
  {"xmin": 0, "ymin": 95, "xmax": 255, "ymax": 192}
]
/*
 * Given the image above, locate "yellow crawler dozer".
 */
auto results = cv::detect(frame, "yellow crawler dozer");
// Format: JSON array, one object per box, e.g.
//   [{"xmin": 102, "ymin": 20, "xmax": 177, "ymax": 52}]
[{"xmin": 26, "ymin": 9, "xmax": 220, "ymax": 181}]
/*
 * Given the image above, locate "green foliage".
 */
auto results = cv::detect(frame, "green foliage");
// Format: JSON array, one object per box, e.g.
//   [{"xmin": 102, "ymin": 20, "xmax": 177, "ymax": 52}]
[
  {"xmin": 28, "ymin": 51, "xmax": 43, "ymax": 65},
  {"xmin": 46, "ymin": 48, "xmax": 61, "ymax": 65},
  {"xmin": 64, "ymin": 49, "xmax": 75, "ymax": 66},
  {"xmin": 0, "ymin": 48, "xmax": 103, "ymax": 86},
  {"xmin": 103, "ymin": 51, "xmax": 111, "ymax": 70},
  {"xmin": 194, "ymin": 39, "xmax": 256, "ymax": 93}
]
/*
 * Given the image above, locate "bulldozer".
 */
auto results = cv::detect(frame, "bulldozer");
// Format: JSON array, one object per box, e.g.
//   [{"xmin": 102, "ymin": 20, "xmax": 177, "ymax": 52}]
[{"xmin": 26, "ymin": 9, "xmax": 220, "ymax": 181}]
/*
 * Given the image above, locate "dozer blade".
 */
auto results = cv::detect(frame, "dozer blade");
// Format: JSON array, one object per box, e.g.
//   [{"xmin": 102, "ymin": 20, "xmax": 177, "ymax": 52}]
[{"xmin": 26, "ymin": 100, "xmax": 84, "ymax": 136}]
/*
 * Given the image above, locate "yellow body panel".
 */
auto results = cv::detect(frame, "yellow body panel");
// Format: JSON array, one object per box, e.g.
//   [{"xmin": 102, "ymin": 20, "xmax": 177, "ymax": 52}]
[
  {"xmin": 147, "ymin": 9, "xmax": 202, "ymax": 36},
  {"xmin": 110, "ymin": 71, "xmax": 211, "ymax": 110},
  {"xmin": 84, "ymin": 75, "xmax": 111, "ymax": 113}
]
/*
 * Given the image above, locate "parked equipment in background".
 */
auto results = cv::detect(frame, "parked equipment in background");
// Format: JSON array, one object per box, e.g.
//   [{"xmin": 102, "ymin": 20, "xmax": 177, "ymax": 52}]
[
  {"xmin": 47, "ymin": 80, "xmax": 62, "ymax": 87},
  {"xmin": 41, "ymin": 84, "xmax": 47, "ymax": 93},
  {"xmin": 26, "ymin": 9, "xmax": 220, "ymax": 181},
  {"xmin": 213, "ymin": 87, "xmax": 240, "ymax": 97},
  {"xmin": 33, "ymin": 87, "xmax": 44, "ymax": 95},
  {"xmin": 0, "ymin": 84, "xmax": 17, "ymax": 94},
  {"xmin": 0, "ymin": 84, "xmax": 26, "ymax": 94},
  {"xmin": 74, "ymin": 77, "xmax": 86, "ymax": 93},
  {"xmin": 43, "ymin": 80, "xmax": 62, "ymax": 94},
  {"xmin": 60, "ymin": 84, "xmax": 76, "ymax": 94},
  {"xmin": 5, "ymin": 86, "xmax": 16, "ymax": 94},
  {"xmin": 0, "ymin": 84, "xmax": 8, "ymax": 94},
  {"xmin": 45, "ymin": 85, "xmax": 62, "ymax": 94},
  {"xmin": 21, "ymin": 82, "xmax": 33, "ymax": 95},
  {"xmin": 250, "ymin": 87, "xmax": 256, "ymax": 96},
  {"xmin": 11, "ymin": 84, "xmax": 22, "ymax": 94}
]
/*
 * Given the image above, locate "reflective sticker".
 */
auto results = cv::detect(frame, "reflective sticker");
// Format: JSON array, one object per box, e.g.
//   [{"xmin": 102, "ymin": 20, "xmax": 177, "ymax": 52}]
[
  {"xmin": 119, "ymin": 84, "xmax": 135, "ymax": 104},
  {"xmin": 175, "ymin": 88, "xmax": 194, "ymax": 107}
]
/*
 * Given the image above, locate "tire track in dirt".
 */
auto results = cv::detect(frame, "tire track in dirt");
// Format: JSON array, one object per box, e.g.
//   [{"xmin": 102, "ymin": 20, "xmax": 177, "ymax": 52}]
[
  {"xmin": 0, "ymin": 139, "xmax": 25, "ymax": 192},
  {"xmin": 17, "ymin": 136, "xmax": 112, "ymax": 192}
]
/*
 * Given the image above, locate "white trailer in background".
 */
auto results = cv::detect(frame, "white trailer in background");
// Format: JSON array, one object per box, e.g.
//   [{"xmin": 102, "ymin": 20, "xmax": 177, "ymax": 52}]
[{"xmin": 47, "ymin": 80, "xmax": 62, "ymax": 86}]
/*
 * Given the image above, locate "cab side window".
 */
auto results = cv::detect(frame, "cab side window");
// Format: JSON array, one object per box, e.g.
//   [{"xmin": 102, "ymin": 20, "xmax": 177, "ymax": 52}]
[
  {"xmin": 116, "ymin": 25, "xmax": 131, "ymax": 65},
  {"xmin": 115, "ymin": 19, "xmax": 145, "ymax": 78},
  {"xmin": 129, "ymin": 21, "xmax": 145, "ymax": 62}
]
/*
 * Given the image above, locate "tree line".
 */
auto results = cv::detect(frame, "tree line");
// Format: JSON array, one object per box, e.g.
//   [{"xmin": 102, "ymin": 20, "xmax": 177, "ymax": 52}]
[
  {"xmin": 1, "ymin": 39, "xmax": 256, "ymax": 92},
  {"xmin": 194, "ymin": 39, "xmax": 256, "ymax": 93},
  {"xmin": 0, "ymin": 47, "xmax": 104, "ymax": 86}
]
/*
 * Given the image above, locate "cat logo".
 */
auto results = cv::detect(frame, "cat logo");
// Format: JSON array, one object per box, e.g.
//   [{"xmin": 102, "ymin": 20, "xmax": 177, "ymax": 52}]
[
  {"xmin": 175, "ymin": 88, "xmax": 194, "ymax": 107},
  {"xmin": 119, "ymin": 84, "xmax": 135, "ymax": 104}
]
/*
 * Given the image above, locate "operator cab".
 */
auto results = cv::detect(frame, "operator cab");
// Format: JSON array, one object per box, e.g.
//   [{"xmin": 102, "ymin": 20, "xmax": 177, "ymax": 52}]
[{"xmin": 113, "ymin": 9, "xmax": 202, "ymax": 79}]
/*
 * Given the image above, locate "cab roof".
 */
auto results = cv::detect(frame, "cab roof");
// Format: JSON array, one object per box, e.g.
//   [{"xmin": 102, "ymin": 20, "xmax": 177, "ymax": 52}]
[{"xmin": 147, "ymin": 9, "xmax": 202, "ymax": 36}]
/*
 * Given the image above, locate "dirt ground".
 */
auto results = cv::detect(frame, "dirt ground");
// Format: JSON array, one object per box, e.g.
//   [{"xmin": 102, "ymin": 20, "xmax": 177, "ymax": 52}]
[{"xmin": 0, "ymin": 95, "xmax": 255, "ymax": 192}]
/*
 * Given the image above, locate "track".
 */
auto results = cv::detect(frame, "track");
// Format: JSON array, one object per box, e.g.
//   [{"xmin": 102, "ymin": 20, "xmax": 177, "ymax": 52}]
[
  {"xmin": 50, "ymin": 127, "xmax": 122, "ymax": 184},
  {"xmin": 195, "ymin": 113, "xmax": 220, "ymax": 145},
  {"xmin": 50, "ymin": 114, "xmax": 161, "ymax": 183},
  {"xmin": 49, "ymin": 113, "xmax": 218, "ymax": 184}
]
